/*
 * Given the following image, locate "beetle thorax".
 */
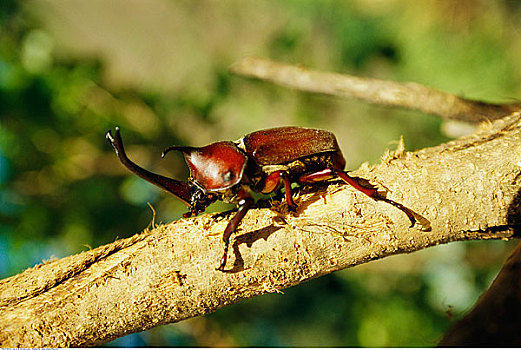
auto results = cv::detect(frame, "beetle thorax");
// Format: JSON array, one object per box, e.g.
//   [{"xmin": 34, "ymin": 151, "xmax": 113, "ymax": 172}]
[{"xmin": 182, "ymin": 141, "xmax": 248, "ymax": 192}]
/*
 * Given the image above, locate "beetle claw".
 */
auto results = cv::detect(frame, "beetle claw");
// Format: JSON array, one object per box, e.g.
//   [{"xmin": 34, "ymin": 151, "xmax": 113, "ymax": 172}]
[{"xmin": 217, "ymin": 255, "xmax": 227, "ymax": 271}]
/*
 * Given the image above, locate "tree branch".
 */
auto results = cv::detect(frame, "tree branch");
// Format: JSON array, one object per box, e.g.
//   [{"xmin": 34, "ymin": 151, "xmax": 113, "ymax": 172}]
[
  {"xmin": 230, "ymin": 57, "xmax": 521, "ymax": 123},
  {"xmin": 439, "ymin": 240, "xmax": 521, "ymax": 346},
  {"xmin": 1, "ymin": 108, "xmax": 520, "ymax": 346}
]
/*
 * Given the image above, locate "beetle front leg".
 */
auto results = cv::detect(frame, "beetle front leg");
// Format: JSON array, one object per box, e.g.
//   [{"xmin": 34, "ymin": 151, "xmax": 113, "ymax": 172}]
[{"xmin": 217, "ymin": 189, "xmax": 255, "ymax": 271}]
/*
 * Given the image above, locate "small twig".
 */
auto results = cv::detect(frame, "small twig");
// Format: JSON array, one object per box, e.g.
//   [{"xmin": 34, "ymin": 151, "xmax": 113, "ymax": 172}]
[{"xmin": 230, "ymin": 57, "xmax": 520, "ymax": 123}]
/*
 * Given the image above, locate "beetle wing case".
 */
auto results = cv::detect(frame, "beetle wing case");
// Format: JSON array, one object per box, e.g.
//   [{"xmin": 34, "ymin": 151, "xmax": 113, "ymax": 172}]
[{"xmin": 241, "ymin": 126, "xmax": 345, "ymax": 166}]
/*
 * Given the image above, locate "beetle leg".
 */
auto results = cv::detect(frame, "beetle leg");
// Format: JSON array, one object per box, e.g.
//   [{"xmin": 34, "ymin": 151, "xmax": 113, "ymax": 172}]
[
  {"xmin": 282, "ymin": 173, "xmax": 297, "ymax": 212},
  {"xmin": 299, "ymin": 168, "xmax": 378, "ymax": 197},
  {"xmin": 299, "ymin": 168, "xmax": 416, "ymax": 227},
  {"xmin": 334, "ymin": 169, "xmax": 416, "ymax": 225},
  {"xmin": 333, "ymin": 170, "xmax": 378, "ymax": 198},
  {"xmin": 335, "ymin": 169, "xmax": 416, "ymax": 226},
  {"xmin": 298, "ymin": 168, "xmax": 335, "ymax": 183},
  {"xmin": 259, "ymin": 171, "xmax": 297, "ymax": 212},
  {"xmin": 217, "ymin": 188, "xmax": 255, "ymax": 271},
  {"xmin": 106, "ymin": 127, "xmax": 192, "ymax": 206}
]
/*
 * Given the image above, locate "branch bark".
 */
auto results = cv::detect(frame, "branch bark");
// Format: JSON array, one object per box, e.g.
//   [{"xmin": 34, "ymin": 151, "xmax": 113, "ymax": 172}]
[
  {"xmin": 230, "ymin": 57, "xmax": 521, "ymax": 123},
  {"xmin": 1, "ymin": 107, "xmax": 520, "ymax": 346}
]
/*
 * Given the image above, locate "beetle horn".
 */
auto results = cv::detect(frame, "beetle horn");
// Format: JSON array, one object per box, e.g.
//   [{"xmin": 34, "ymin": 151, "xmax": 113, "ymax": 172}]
[
  {"xmin": 106, "ymin": 127, "xmax": 192, "ymax": 206},
  {"xmin": 161, "ymin": 145, "xmax": 198, "ymax": 158}
]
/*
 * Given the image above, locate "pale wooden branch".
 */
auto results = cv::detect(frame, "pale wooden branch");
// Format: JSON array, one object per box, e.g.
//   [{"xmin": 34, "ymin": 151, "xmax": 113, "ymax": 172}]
[
  {"xmin": 1, "ymin": 110, "xmax": 520, "ymax": 347},
  {"xmin": 439, "ymin": 240, "xmax": 521, "ymax": 346},
  {"xmin": 230, "ymin": 57, "xmax": 521, "ymax": 123}
]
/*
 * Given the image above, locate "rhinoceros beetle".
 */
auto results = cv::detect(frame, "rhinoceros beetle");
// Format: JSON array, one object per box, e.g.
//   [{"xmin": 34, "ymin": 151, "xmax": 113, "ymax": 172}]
[{"xmin": 106, "ymin": 126, "xmax": 415, "ymax": 271}]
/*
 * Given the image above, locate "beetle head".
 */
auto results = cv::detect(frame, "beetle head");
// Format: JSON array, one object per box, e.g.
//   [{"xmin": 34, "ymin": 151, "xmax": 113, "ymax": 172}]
[
  {"xmin": 162, "ymin": 141, "xmax": 248, "ymax": 192},
  {"xmin": 183, "ymin": 182, "xmax": 217, "ymax": 217}
]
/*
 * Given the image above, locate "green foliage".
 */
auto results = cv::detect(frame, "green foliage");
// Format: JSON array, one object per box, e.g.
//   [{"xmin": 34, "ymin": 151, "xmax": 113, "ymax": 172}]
[{"xmin": 1, "ymin": 0, "xmax": 520, "ymax": 346}]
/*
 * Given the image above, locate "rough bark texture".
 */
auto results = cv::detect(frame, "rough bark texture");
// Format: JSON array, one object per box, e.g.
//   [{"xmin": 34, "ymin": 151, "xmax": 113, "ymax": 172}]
[
  {"xmin": 230, "ymin": 57, "xmax": 521, "ymax": 123},
  {"xmin": 1, "ymin": 109, "xmax": 520, "ymax": 347},
  {"xmin": 439, "ymin": 241, "xmax": 521, "ymax": 346}
]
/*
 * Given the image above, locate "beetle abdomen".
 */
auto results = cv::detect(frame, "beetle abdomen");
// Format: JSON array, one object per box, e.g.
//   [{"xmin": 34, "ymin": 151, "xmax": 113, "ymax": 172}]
[{"xmin": 241, "ymin": 127, "xmax": 345, "ymax": 167}]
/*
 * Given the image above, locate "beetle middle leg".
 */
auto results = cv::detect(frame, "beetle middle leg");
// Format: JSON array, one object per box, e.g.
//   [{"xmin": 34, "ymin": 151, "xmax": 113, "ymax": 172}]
[
  {"xmin": 259, "ymin": 170, "xmax": 297, "ymax": 212},
  {"xmin": 298, "ymin": 168, "xmax": 416, "ymax": 226}
]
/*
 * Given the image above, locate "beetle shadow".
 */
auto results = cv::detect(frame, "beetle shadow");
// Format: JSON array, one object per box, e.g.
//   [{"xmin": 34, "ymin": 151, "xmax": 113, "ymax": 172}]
[{"xmin": 221, "ymin": 224, "xmax": 282, "ymax": 273}]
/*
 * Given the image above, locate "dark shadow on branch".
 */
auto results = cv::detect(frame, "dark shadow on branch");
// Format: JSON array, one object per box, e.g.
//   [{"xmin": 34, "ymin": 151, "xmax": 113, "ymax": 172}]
[{"xmin": 222, "ymin": 225, "xmax": 282, "ymax": 273}]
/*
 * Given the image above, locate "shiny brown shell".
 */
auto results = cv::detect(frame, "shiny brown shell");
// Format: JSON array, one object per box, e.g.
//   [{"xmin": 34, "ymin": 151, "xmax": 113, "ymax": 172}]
[
  {"xmin": 241, "ymin": 126, "xmax": 345, "ymax": 166},
  {"xmin": 182, "ymin": 141, "xmax": 247, "ymax": 191}
]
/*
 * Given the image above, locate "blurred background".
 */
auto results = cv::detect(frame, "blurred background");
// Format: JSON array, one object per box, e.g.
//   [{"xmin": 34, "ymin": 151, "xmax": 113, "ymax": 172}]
[{"xmin": 1, "ymin": 0, "xmax": 521, "ymax": 346}]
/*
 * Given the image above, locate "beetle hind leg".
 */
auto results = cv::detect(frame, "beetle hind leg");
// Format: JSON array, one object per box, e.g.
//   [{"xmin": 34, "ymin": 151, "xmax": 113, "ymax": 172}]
[
  {"xmin": 298, "ymin": 168, "xmax": 416, "ymax": 227},
  {"xmin": 334, "ymin": 169, "xmax": 415, "ymax": 226},
  {"xmin": 333, "ymin": 170, "xmax": 378, "ymax": 198}
]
